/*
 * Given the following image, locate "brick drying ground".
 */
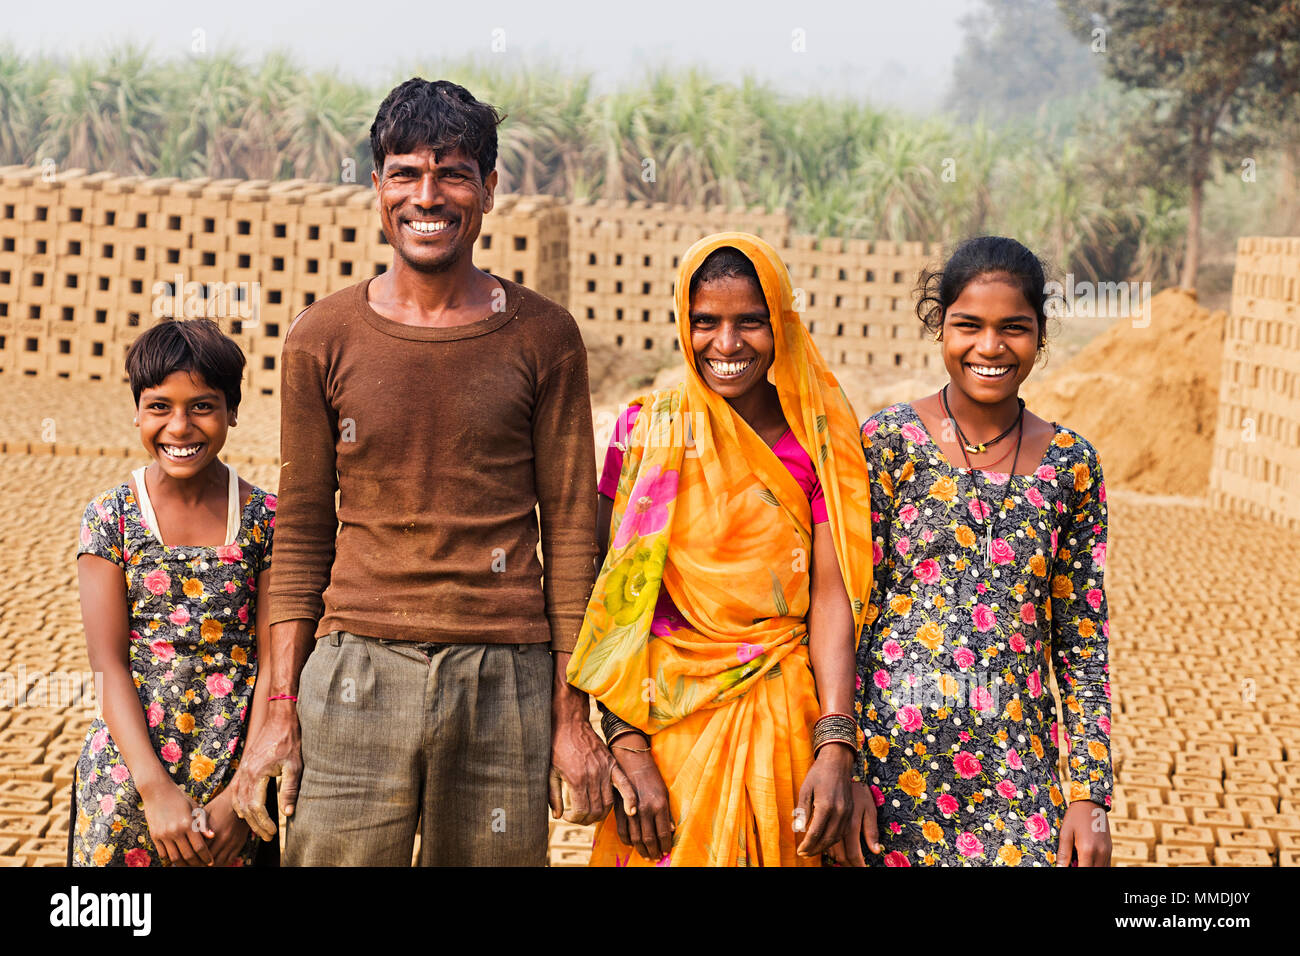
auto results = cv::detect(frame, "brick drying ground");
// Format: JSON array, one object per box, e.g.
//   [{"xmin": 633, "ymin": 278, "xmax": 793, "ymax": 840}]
[{"xmin": 3, "ymin": 380, "xmax": 1298, "ymax": 866}]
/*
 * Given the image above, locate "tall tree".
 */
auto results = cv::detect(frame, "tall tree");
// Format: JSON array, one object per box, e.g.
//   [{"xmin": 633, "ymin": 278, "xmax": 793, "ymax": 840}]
[
  {"xmin": 38, "ymin": 44, "xmax": 165, "ymax": 175},
  {"xmin": 947, "ymin": 0, "xmax": 1102, "ymax": 127},
  {"xmin": 1061, "ymin": 0, "xmax": 1300, "ymax": 289},
  {"xmin": 0, "ymin": 46, "xmax": 55, "ymax": 166}
]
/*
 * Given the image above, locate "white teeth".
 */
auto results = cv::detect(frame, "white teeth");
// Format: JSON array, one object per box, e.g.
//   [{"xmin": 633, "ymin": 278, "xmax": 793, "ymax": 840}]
[
  {"xmin": 163, "ymin": 444, "xmax": 202, "ymax": 458},
  {"xmin": 969, "ymin": 365, "xmax": 1012, "ymax": 378},
  {"xmin": 407, "ymin": 220, "xmax": 450, "ymax": 233},
  {"xmin": 708, "ymin": 359, "xmax": 752, "ymax": 377}
]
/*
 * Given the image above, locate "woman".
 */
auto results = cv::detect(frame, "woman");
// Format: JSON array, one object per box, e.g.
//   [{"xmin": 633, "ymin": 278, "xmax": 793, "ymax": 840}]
[
  {"xmin": 841, "ymin": 236, "xmax": 1112, "ymax": 867},
  {"xmin": 567, "ymin": 232, "xmax": 876, "ymax": 866},
  {"xmin": 71, "ymin": 317, "xmax": 277, "ymax": 866}
]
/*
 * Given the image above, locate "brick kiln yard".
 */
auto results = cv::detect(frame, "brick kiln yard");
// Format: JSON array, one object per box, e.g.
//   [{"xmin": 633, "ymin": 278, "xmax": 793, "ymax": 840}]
[
  {"xmin": 1, "ymin": 163, "xmax": 1296, "ymax": 866},
  {"xmin": 1, "ymin": 367, "xmax": 1298, "ymax": 868}
]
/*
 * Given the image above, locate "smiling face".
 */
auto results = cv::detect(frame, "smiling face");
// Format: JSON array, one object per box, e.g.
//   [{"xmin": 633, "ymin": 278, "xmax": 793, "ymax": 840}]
[
  {"xmin": 688, "ymin": 275, "xmax": 775, "ymax": 398},
  {"xmin": 136, "ymin": 370, "xmax": 234, "ymax": 476},
  {"xmin": 941, "ymin": 275, "xmax": 1040, "ymax": 404},
  {"xmin": 372, "ymin": 144, "xmax": 497, "ymax": 273}
]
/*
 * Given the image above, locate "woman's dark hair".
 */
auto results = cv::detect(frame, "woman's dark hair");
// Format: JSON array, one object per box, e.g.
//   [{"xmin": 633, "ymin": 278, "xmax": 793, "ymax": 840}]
[
  {"xmin": 370, "ymin": 79, "xmax": 505, "ymax": 181},
  {"xmin": 915, "ymin": 236, "xmax": 1054, "ymax": 349},
  {"xmin": 688, "ymin": 246, "xmax": 763, "ymax": 301},
  {"xmin": 125, "ymin": 318, "xmax": 246, "ymax": 413}
]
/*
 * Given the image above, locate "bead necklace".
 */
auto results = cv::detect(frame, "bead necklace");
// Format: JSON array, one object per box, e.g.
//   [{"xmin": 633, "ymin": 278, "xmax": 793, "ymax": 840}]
[
  {"xmin": 941, "ymin": 385, "xmax": 1024, "ymax": 566},
  {"xmin": 956, "ymin": 396, "xmax": 1025, "ymax": 453}
]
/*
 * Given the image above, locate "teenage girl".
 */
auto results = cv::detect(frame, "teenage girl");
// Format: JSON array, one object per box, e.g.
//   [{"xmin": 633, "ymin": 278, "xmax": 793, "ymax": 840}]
[
  {"xmin": 835, "ymin": 236, "xmax": 1113, "ymax": 867},
  {"xmin": 71, "ymin": 318, "xmax": 277, "ymax": 866}
]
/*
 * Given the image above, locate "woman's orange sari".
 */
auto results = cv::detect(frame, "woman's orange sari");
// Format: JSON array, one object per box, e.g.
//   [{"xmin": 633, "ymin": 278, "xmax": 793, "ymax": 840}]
[{"xmin": 567, "ymin": 232, "xmax": 873, "ymax": 866}]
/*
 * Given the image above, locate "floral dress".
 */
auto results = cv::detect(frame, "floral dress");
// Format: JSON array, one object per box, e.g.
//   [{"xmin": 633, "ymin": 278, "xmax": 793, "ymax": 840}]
[
  {"xmin": 71, "ymin": 476, "xmax": 275, "ymax": 867},
  {"xmin": 855, "ymin": 403, "xmax": 1112, "ymax": 867}
]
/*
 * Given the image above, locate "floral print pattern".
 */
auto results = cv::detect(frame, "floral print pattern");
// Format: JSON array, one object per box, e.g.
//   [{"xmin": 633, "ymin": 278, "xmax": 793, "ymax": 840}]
[
  {"xmin": 71, "ymin": 480, "xmax": 275, "ymax": 867},
  {"xmin": 854, "ymin": 403, "xmax": 1112, "ymax": 866}
]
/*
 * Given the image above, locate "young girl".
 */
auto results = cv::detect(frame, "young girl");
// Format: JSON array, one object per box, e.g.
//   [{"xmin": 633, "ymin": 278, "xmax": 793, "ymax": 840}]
[
  {"xmin": 71, "ymin": 318, "xmax": 277, "ymax": 867},
  {"xmin": 568, "ymin": 233, "xmax": 875, "ymax": 866},
  {"xmin": 837, "ymin": 236, "xmax": 1113, "ymax": 867}
]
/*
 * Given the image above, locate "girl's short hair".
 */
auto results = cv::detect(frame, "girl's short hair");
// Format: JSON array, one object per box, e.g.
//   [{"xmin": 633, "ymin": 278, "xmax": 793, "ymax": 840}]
[
  {"xmin": 688, "ymin": 246, "xmax": 763, "ymax": 301},
  {"xmin": 125, "ymin": 318, "xmax": 246, "ymax": 412},
  {"xmin": 915, "ymin": 236, "xmax": 1054, "ymax": 349}
]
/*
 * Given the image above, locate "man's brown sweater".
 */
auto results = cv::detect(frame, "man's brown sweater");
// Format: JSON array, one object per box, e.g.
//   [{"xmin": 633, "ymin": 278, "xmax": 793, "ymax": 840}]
[{"xmin": 266, "ymin": 275, "xmax": 599, "ymax": 652}]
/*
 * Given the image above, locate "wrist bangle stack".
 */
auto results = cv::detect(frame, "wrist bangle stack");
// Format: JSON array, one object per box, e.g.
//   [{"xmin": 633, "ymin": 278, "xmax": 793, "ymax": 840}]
[
  {"xmin": 812, "ymin": 712, "xmax": 860, "ymax": 756},
  {"xmin": 600, "ymin": 708, "xmax": 641, "ymax": 746}
]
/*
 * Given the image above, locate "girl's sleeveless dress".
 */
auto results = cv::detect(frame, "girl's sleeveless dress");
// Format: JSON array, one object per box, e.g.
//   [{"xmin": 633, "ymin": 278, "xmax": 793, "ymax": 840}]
[{"xmin": 70, "ymin": 463, "xmax": 275, "ymax": 867}]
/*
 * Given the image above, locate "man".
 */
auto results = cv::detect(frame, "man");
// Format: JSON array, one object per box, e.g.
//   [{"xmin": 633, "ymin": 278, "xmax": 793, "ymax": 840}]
[{"xmin": 231, "ymin": 79, "xmax": 625, "ymax": 865}]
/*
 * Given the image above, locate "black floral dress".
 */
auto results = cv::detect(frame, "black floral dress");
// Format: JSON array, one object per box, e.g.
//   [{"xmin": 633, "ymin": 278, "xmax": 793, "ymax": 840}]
[
  {"xmin": 855, "ymin": 403, "xmax": 1112, "ymax": 867},
  {"xmin": 71, "ymin": 479, "xmax": 275, "ymax": 867}
]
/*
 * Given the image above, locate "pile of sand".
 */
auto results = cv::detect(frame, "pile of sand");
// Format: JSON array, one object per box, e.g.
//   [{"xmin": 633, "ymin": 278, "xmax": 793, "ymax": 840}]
[{"xmin": 1022, "ymin": 289, "xmax": 1225, "ymax": 496}]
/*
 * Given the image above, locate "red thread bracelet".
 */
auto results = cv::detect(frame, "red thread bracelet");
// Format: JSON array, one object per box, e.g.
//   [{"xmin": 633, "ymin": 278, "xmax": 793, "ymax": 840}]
[{"xmin": 268, "ymin": 694, "xmax": 298, "ymax": 702}]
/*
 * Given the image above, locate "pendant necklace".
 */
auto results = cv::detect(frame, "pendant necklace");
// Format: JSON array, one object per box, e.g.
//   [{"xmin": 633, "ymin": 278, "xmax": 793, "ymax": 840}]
[
  {"xmin": 954, "ymin": 395, "xmax": 1024, "ymax": 453},
  {"xmin": 941, "ymin": 385, "xmax": 1025, "ymax": 566}
]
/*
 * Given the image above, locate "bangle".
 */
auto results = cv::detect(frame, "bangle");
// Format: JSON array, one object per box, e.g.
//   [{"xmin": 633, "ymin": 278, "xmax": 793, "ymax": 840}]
[
  {"xmin": 612, "ymin": 743, "xmax": 651, "ymax": 753},
  {"xmin": 268, "ymin": 694, "xmax": 298, "ymax": 702},
  {"xmin": 812, "ymin": 712, "xmax": 860, "ymax": 755},
  {"xmin": 600, "ymin": 708, "xmax": 640, "ymax": 745}
]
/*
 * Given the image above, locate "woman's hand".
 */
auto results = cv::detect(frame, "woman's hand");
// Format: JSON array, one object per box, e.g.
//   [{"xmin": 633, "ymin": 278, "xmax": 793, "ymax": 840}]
[
  {"xmin": 795, "ymin": 743, "xmax": 855, "ymax": 857},
  {"xmin": 200, "ymin": 788, "xmax": 253, "ymax": 867},
  {"xmin": 140, "ymin": 779, "xmax": 214, "ymax": 867},
  {"xmin": 826, "ymin": 780, "xmax": 883, "ymax": 866},
  {"xmin": 1058, "ymin": 799, "xmax": 1112, "ymax": 866},
  {"xmin": 609, "ymin": 734, "xmax": 675, "ymax": 862}
]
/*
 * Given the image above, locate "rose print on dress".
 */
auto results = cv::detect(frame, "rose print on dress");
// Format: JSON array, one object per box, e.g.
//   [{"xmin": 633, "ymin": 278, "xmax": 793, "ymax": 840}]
[
  {"xmin": 72, "ymin": 481, "xmax": 275, "ymax": 867},
  {"xmin": 854, "ymin": 404, "xmax": 1112, "ymax": 866}
]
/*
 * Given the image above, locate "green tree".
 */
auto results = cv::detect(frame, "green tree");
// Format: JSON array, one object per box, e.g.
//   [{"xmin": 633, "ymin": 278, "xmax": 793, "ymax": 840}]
[
  {"xmin": 0, "ymin": 46, "xmax": 55, "ymax": 166},
  {"xmin": 234, "ymin": 51, "xmax": 300, "ymax": 179},
  {"xmin": 280, "ymin": 72, "xmax": 371, "ymax": 181},
  {"xmin": 38, "ymin": 44, "xmax": 165, "ymax": 175},
  {"xmin": 947, "ymin": 0, "xmax": 1102, "ymax": 127},
  {"xmin": 1061, "ymin": 0, "xmax": 1300, "ymax": 289},
  {"xmin": 156, "ymin": 51, "xmax": 250, "ymax": 178}
]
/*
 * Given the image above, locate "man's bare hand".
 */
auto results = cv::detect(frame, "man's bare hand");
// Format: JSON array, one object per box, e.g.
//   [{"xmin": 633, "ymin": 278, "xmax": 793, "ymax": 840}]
[
  {"xmin": 549, "ymin": 712, "xmax": 620, "ymax": 826},
  {"xmin": 230, "ymin": 707, "xmax": 301, "ymax": 842},
  {"xmin": 550, "ymin": 652, "xmax": 621, "ymax": 825}
]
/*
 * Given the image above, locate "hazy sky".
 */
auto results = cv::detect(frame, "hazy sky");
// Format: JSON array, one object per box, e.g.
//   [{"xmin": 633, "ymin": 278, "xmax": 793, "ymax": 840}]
[{"xmin": 3, "ymin": 0, "xmax": 980, "ymax": 112}]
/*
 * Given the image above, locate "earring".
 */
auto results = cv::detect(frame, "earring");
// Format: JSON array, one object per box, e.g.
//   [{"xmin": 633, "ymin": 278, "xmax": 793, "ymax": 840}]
[{"xmin": 933, "ymin": 330, "xmax": 942, "ymax": 342}]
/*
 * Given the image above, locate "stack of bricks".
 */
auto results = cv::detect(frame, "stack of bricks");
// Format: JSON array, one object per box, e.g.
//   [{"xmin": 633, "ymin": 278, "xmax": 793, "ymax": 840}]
[
  {"xmin": 565, "ymin": 198, "xmax": 791, "ymax": 356},
  {"xmin": 480, "ymin": 195, "xmax": 570, "ymax": 307},
  {"xmin": 783, "ymin": 235, "xmax": 943, "ymax": 370},
  {"xmin": 1210, "ymin": 236, "xmax": 1300, "ymax": 530},
  {"xmin": 0, "ymin": 704, "xmax": 83, "ymax": 866},
  {"xmin": 0, "ymin": 166, "xmax": 558, "ymax": 396},
  {"xmin": 1, "ymin": 164, "xmax": 951, "ymax": 396},
  {"xmin": 1102, "ymin": 495, "xmax": 1300, "ymax": 867},
  {"xmin": 565, "ymin": 199, "xmax": 942, "ymax": 370}
]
